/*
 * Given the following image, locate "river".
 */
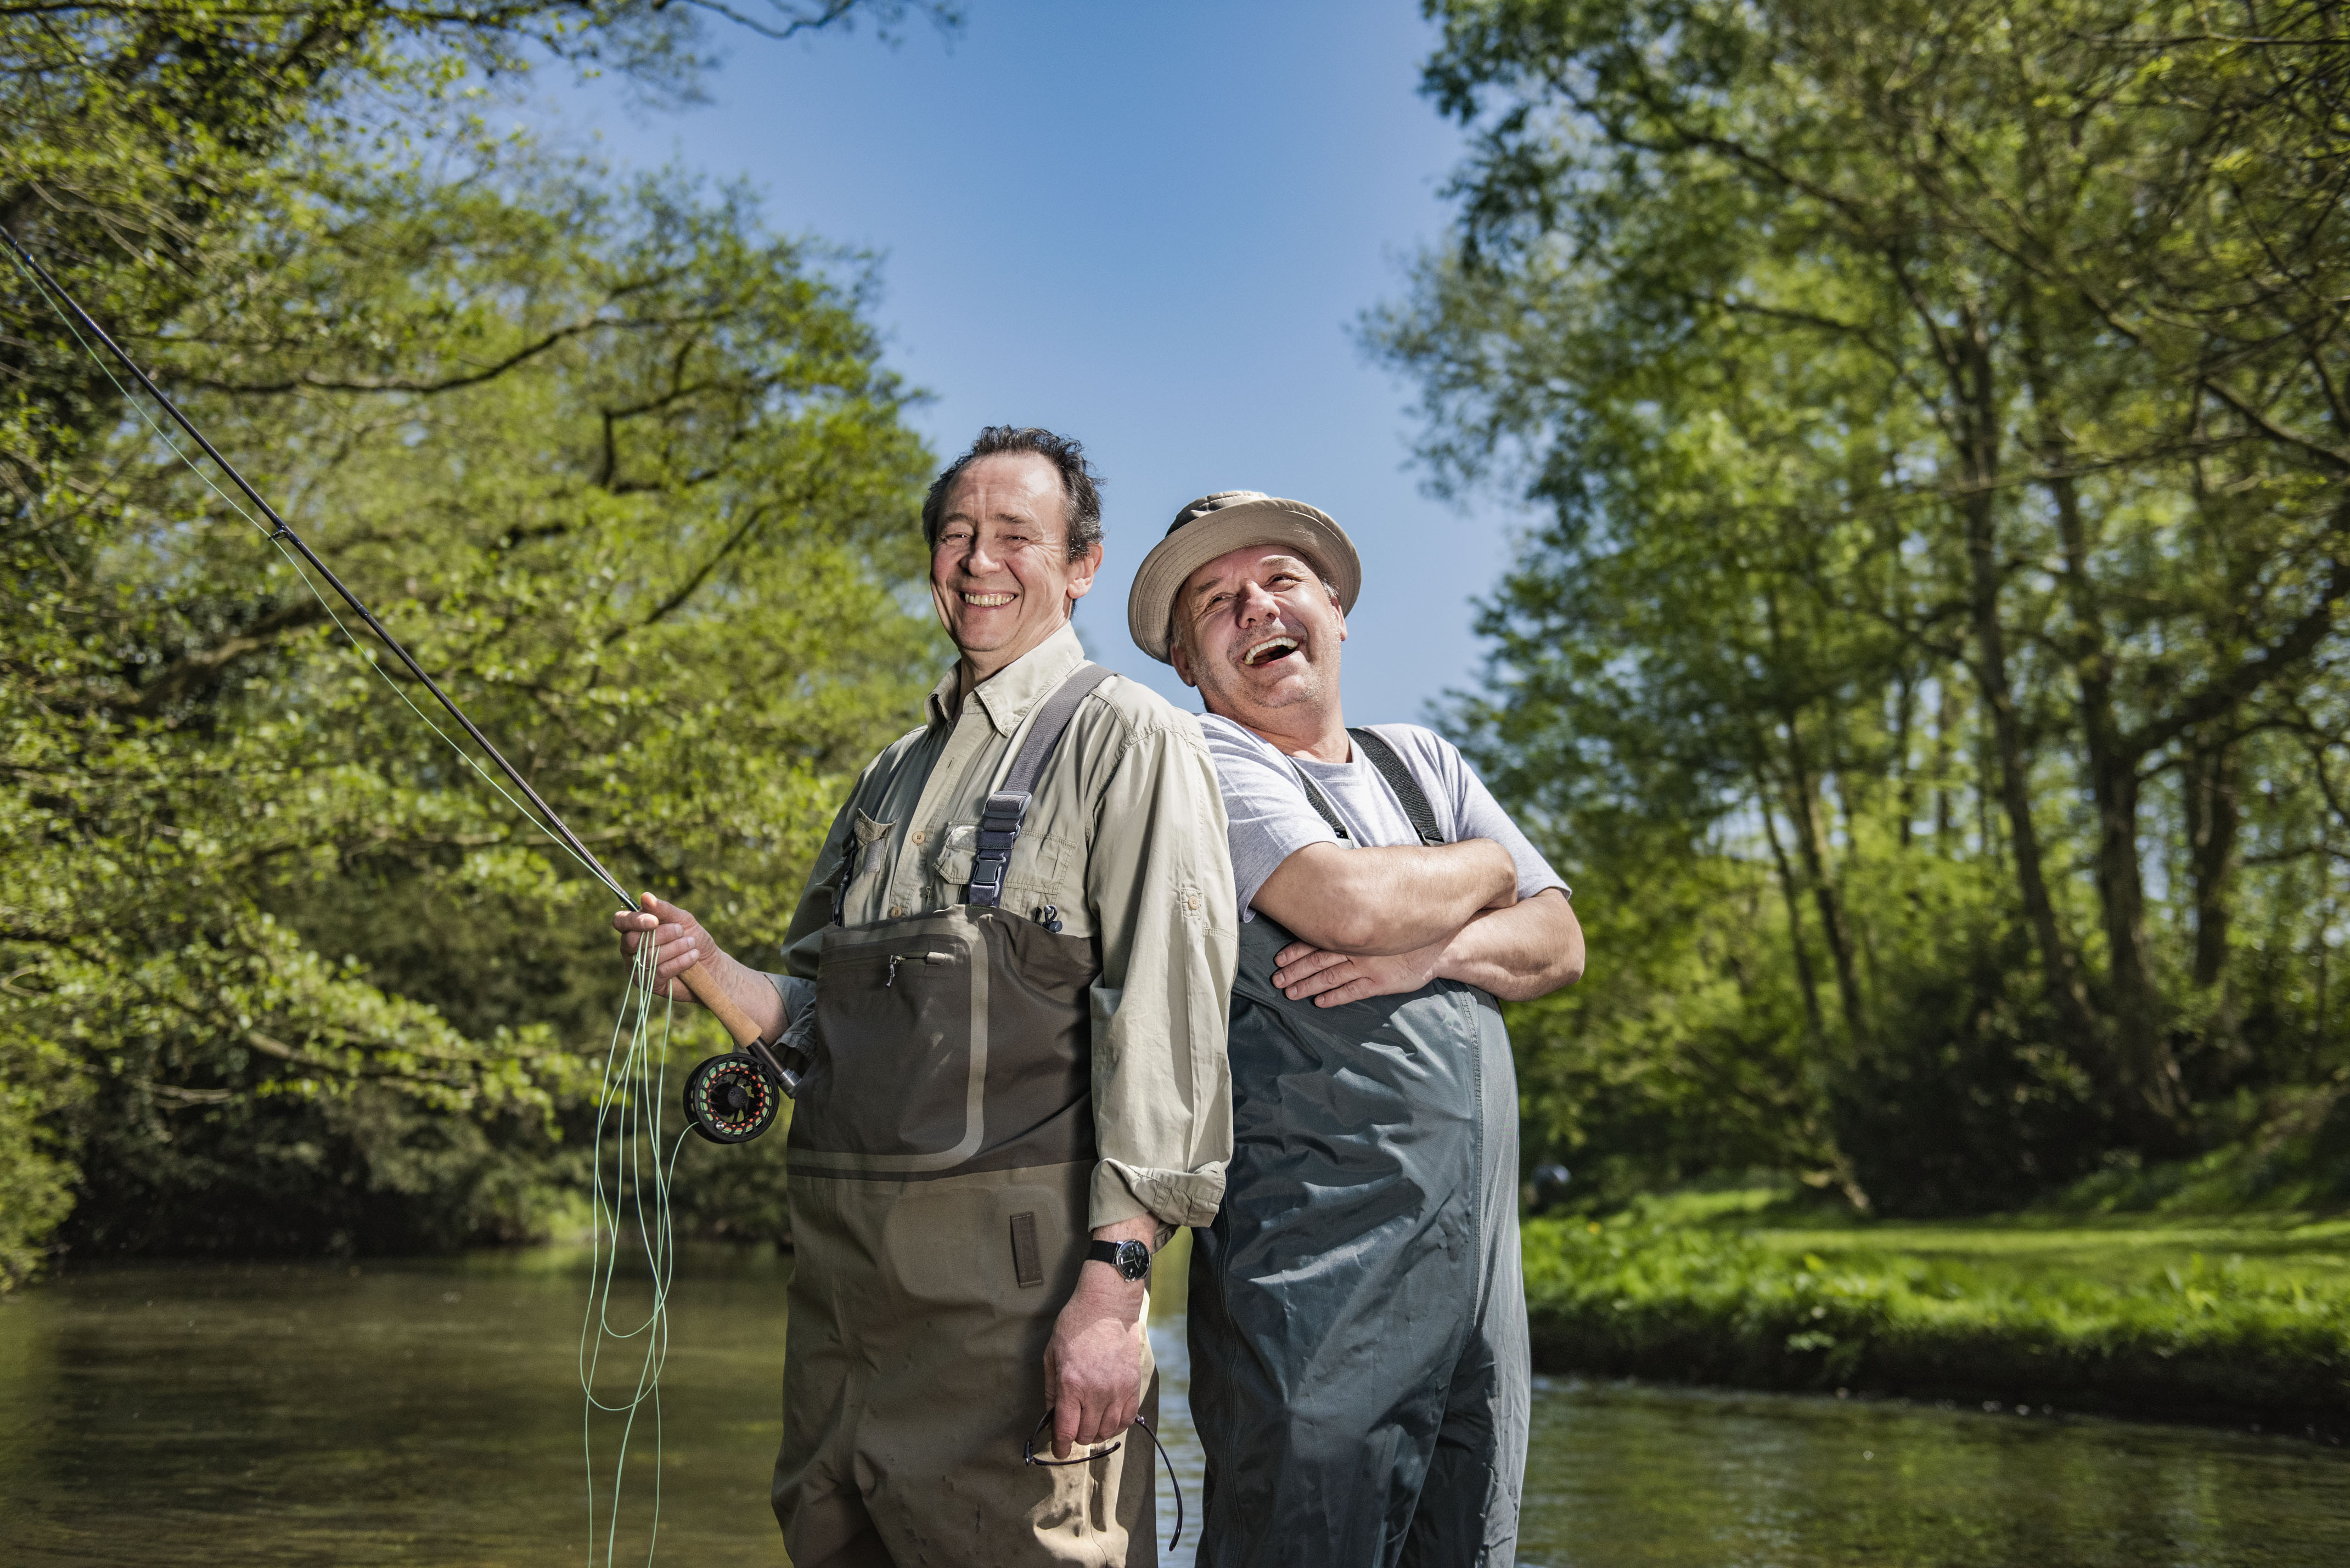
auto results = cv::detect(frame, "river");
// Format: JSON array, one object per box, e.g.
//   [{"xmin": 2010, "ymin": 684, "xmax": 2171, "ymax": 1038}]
[{"xmin": 3, "ymin": 1247, "xmax": 2345, "ymax": 1566}]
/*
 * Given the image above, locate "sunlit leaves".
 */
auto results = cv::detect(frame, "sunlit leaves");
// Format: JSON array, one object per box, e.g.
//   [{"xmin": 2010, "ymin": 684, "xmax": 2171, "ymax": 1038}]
[
  {"xmin": 2, "ymin": 139, "xmax": 937, "ymax": 1267},
  {"xmin": 1389, "ymin": 0, "xmax": 2350, "ymax": 1208}
]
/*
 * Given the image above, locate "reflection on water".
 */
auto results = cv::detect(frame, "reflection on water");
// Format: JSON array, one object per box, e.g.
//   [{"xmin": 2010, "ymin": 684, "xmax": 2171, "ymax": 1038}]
[
  {"xmin": 0, "ymin": 1250, "xmax": 794, "ymax": 1566},
  {"xmin": 2, "ymin": 1250, "xmax": 2345, "ymax": 1567},
  {"xmin": 1520, "ymin": 1378, "xmax": 2350, "ymax": 1568}
]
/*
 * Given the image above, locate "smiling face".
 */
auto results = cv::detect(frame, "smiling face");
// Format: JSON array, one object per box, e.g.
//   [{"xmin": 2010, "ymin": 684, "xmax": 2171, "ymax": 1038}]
[
  {"xmin": 929, "ymin": 452, "xmax": 1102, "ymax": 684},
  {"xmin": 1169, "ymin": 542, "xmax": 1347, "ymax": 743}
]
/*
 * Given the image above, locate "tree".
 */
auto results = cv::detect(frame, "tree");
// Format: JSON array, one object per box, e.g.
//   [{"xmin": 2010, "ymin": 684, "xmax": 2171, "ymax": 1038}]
[
  {"xmin": 1381, "ymin": 0, "xmax": 2350, "ymax": 1204},
  {"xmin": 0, "ymin": 0, "xmax": 947, "ymax": 1279}
]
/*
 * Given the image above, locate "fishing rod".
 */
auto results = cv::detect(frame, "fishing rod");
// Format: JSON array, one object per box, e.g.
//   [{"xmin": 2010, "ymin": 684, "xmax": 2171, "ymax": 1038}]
[
  {"xmin": 0, "ymin": 224, "xmax": 796, "ymax": 1138},
  {"xmin": 2, "ymin": 228, "xmax": 617, "ymax": 890}
]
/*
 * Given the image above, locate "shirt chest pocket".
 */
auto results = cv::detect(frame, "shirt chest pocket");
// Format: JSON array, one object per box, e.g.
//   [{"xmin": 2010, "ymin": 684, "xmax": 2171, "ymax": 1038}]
[{"xmin": 931, "ymin": 820, "xmax": 1075, "ymax": 901}]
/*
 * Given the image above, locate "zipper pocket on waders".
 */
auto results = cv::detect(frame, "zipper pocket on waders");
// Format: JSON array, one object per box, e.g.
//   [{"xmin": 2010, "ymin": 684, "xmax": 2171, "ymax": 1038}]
[
  {"xmin": 881, "ymin": 951, "xmax": 947, "ymax": 988},
  {"xmin": 795, "ymin": 929, "xmax": 986, "ymax": 1171}
]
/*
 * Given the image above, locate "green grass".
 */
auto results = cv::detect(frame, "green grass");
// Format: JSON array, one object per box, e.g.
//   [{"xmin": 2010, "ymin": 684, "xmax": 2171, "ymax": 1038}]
[
  {"xmin": 1634, "ymin": 1183, "xmax": 2350, "ymax": 1291},
  {"xmin": 1760, "ymin": 1215, "xmax": 2350, "ymax": 1294},
  {"xmin": 1521, "ymin": 1192, "xmax": 2350, "ymax": 1430}
]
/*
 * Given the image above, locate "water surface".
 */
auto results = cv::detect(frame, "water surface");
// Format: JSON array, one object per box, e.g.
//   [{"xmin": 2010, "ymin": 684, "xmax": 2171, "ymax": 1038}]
[
  {"xmin": 3, "ymin": 1250, "xmax": 2345, "ymax": 1566},
  {"xmin": 1520, "ymin": 1378, "xmax": 2350, "ymax": 1567}
]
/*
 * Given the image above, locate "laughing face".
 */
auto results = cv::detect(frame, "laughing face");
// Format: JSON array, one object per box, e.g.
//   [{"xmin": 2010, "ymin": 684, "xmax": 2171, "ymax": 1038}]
[
  {"xmin": 1170, "ymin": 543, "xmax": 1346, "ymax": 736},
  {"xmin": 929, "ymin": 452, "xmax": 1101, "ymax": 681}
]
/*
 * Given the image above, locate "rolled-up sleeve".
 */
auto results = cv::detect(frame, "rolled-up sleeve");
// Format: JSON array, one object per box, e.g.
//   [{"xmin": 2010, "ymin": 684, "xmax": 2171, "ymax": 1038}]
[{"xmin": 1084, "ymin": 714, "xmax": 1237, "ymax": 1232}]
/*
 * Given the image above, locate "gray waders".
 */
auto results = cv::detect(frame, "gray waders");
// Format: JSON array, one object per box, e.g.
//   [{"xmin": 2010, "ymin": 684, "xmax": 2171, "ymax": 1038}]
[
  {"xmin": 774, "ymin": 664, "xmax": 1160, "ymax": 1568},
  {"xmin": 1188, "ymin": 730, "xmax": 1529, "ymax": 1568}
]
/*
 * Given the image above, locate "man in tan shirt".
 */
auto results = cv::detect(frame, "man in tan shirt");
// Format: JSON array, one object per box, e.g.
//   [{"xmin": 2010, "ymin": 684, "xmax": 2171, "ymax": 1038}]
[{"xmin": 616, "ymin": 427, "xmax": 1235, "ymax": 1566}]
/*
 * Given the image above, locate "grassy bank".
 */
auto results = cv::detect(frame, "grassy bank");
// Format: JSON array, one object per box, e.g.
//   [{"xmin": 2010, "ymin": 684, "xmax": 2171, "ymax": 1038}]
[{"xmin": 1521, "ymin": 1194, "xmax": 2350, "ymax": 1433}]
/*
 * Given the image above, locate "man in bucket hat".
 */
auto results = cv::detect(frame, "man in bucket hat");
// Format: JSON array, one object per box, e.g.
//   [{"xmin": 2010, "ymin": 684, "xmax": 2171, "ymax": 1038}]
[{"xmin": 1128, "ymin": 492, "xmax": 1584, "ymax": 1567}]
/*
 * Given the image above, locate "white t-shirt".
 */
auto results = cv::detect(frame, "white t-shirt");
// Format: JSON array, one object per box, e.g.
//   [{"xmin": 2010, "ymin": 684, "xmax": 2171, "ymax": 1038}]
[{"xmin": 1198, "ymin": 715, "xmax": 1571, "ymax": 924}]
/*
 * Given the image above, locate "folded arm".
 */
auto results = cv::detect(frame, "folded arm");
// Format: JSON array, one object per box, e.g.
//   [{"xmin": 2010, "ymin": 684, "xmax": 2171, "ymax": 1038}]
[
  {"xmin": 1250, "ymin": 837, "xmax": 1519, "ymax": 956},
  {"xmin": 1272, "ymin": 887, "xmax": 1584, "ymax": 1007}
]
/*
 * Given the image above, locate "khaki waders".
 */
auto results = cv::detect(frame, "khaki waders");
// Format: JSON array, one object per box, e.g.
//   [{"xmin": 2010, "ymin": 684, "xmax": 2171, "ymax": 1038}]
[{"xmin": 774, "ymin": 665, "xmax": 1159, "ymax": 1568}]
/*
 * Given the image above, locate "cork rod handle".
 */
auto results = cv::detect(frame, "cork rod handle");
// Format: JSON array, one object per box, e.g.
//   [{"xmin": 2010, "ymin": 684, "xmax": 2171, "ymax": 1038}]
[{"xmin": 642, "ymin": 892, "xmax": 767, "ymax": 1048}]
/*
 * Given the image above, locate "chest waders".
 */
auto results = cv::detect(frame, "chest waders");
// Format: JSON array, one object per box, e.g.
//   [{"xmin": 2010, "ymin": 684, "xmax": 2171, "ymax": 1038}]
[
  {"xmin": 773, "ymin": 663, "xmax": 1161, "ymax": 1568},
  {"xmin": 1188, "ymin": 730, "xmax": 1531, "ymax": 1568}
]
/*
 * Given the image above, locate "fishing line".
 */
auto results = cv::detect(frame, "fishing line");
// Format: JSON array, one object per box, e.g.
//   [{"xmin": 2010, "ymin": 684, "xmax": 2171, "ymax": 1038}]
[
  {"xmin": 2, "ymin": 228, "xmax": 718, "ymax": 1565},
  {"xmin": 0, "ymin": 230, "xmax": 631, "ymax": 906},
  {"xmin": 579, "ymin": 938, "xmax": 693, "ymax": 1568}
]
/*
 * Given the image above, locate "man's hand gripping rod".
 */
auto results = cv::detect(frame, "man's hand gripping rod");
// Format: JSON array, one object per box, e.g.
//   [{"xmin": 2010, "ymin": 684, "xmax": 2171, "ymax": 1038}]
[
  {"xmin": 646, "ymin": 896, "xmax": 812, "ymax": 1142},
  {"xmin": 650, "ymin": 894, "xmax": 767, "ymax": 1044}
]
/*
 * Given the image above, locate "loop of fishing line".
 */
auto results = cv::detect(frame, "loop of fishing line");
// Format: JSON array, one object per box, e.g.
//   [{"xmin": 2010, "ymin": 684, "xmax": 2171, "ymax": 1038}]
[{"xmin": 578, "ymin": 939, "xmax": 692, "ymax": 1567}]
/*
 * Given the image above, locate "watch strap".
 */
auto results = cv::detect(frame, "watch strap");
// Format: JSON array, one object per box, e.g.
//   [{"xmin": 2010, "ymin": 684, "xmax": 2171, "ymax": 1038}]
[{"xmin": 1087, "ymin": 1238, "xmax": 1151, "ymax": 1280}]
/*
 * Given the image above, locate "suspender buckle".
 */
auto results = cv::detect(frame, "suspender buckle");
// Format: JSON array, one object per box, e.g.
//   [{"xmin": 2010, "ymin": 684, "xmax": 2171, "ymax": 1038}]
[
  {"xmin": 968, "ymin": 790, "xmax": 1030, "ymax": 909},
  {"xmin": 980, "ymin": 790, "xmax": 1032, "ymax": 836},
  {"xmin": 954, "ymin": 664, "xmax": 1113, "ymax": 913}
]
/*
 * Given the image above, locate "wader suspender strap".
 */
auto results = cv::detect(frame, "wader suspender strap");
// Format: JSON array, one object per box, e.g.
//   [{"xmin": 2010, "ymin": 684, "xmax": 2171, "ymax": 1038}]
[
  {"xmin": 1291, "ymin": 771, "xmax": 1351, "ymax": 842},
  {"xmin": 1348, "ymin": 727, "xmax": 1448, "ymax": 847},
  {"xmin": 1291, "ymin": 728, "xmax": 1451, "ymax": 848},
  {"xmin": 968, "ymin": 662, "xmax": 1115, "ymax": 909}
]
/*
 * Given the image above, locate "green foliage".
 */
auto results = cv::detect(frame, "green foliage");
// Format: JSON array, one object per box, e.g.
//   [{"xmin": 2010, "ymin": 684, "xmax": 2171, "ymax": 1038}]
[
  {"xmin": 0, "ymin": 1025, "xmax": 77, "ymax": 1286},
  {"xmin": 1, "ymin": 0, "xmax": 718, "ymax": 448},
  {"xmin": 1, "ymin": 2, "xmax": 949, "ymax": 1281},
  {"xmin": 2047, "ymin": 1092, "xmax": 2350, "ymax": 1217},
  {"xmin": 1523, "ymin": 1209, "xmax": 2350, "ymax": 1425},
  {"xmin": 1387, "ymin": 1, "xmax": 2350, "ymax": 1208},
  {"xmin": 2, "ymin": 151, "xmax": 937, "ymax": 1266}
]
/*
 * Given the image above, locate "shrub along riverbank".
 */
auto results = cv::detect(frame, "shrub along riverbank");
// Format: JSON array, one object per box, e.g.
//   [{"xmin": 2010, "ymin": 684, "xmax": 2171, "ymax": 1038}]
[{"xmin": 1521, "ymin": 1197, "xmax": 2350, "ymax": 1435}]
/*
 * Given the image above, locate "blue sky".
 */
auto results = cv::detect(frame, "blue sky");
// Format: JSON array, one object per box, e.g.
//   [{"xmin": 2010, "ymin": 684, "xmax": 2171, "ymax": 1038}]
[{"xmin": 539, "ymin": 0, "xmax": 1528, "ymax": 721}]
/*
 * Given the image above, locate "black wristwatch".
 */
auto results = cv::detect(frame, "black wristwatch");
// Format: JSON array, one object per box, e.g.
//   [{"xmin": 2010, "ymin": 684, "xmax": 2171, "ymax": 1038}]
[{"xmin": 1087, "ymin": 1238, "xmax": 1153, "ymax": 1282}]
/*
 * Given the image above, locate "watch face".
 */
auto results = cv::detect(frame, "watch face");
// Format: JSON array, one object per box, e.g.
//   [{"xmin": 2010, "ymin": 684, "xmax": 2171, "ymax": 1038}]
[{"xmin": 1114, "ymin": 1240, "xmax": 1151, "ymax": 1281}]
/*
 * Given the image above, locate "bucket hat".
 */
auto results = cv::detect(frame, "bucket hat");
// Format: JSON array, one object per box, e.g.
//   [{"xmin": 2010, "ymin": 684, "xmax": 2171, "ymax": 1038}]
[{"xmin": 1125, "ymin": 491, "xmax": 1362, "ymax": 664}]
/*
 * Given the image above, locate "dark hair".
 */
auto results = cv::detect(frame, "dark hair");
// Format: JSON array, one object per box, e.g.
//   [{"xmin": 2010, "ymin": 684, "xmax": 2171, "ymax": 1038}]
[{"xmin": 921, "ymin": 426, "xmax": 1104, "ymax": 562}]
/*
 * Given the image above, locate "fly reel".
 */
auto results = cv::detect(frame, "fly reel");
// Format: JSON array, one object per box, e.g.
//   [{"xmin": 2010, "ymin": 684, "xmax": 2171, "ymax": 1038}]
[
  {"xmin": 682, "ymin": 1033, "xmax": 811, "ymax": 1144},
  {"xmin": 662, "ymin": 929, "xmax": 811, "ymax": 1144},
  {"xmin": 682, "ymin": 1051, "xmax": 780, "ymax": 1144}
]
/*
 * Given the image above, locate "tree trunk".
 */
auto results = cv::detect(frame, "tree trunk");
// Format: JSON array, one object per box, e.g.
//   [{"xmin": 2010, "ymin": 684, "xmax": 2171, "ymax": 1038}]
[
  {"xmin": 2032, "ymin": 345, "xmax": 2184, "ymax": 1140},
  {"xmin": 1781, "ymin": 717, "xmax": 1868, "ymax": 1048},
  {"xmin": 2184, "ymin": 735, "xmax": 2240, "ymax": 990},
  {"xmin": 1932, "ymin": 679, "xmax": 1957, "ymax": 851},
  {"xmin": 2083, "ymin": 746, "xmax": 2179, "ymax": 1131},
  {"xmin": 1893, "ymin": 667, "xmax": 1918, "ymax": 849},
  {"xmin": 1954, "ymin": 351, "xmax": 2101, "ymax": 1058},
  {"xmin": 1755, "ymin": 760, "xmax": 1829, "ymax": 1047}
]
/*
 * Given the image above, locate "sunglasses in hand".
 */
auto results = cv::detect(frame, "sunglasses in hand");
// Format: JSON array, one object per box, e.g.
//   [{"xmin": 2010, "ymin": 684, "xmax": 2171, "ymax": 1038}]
[{"xmin": 1022, "ymin": 1409, "xmax": 1184, "ymax": 1550}]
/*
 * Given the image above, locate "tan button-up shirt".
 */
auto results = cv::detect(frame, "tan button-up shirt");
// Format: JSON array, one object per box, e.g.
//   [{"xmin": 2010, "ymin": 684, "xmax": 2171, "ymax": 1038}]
[{"xmin": 766, "ymin": 623, "xmax": 1235, "ymax": 1231}]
